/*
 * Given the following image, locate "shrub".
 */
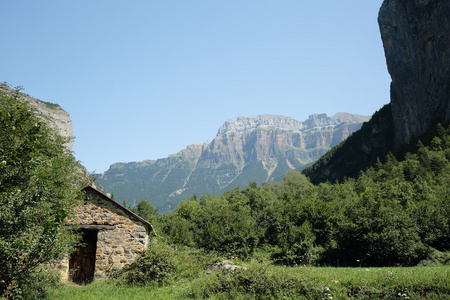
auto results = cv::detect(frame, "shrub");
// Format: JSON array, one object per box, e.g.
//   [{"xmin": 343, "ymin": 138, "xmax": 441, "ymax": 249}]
[
  {"xmin": 189, "ymin": 262, "xmax": 323, "ymax": 299},
  {"xmin": 113, "ymin": 240, "xmax": 175, "ymax": 286},
  {"xmin": 417, "ymin": 249, "xmax": 450, "ymax": 266}
]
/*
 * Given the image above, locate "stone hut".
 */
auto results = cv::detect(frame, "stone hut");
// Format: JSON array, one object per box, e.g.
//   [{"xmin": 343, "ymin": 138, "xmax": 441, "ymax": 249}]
[{"xmin": 56, "ymin": 186, "xmax": 154, "ymax": 284}]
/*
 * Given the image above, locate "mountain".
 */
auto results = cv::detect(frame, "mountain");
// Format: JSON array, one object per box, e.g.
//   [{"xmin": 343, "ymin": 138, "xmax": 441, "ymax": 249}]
[
  {"xmin": 304, "ymin": 0, "xmax": 450, "ymax": 183},
  {"xmin": 0, "ymin": 84, "xmax": 73, "ymax": 150},
  {"xmin": 96, "ymin": 113, "xmax": 369, "ymax": 213}
]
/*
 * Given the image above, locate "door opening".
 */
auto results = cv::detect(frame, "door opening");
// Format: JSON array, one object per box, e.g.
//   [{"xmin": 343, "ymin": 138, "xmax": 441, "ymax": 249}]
[{"xmin": 69, "ymin": 229, "xmax": 98, "ymax": 284}]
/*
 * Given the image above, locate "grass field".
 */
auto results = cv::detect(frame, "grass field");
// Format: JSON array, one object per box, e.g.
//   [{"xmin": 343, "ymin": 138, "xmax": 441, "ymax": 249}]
[{"xmin": 48, "ymin": 264, "xmax": 450, "ymax": 299}]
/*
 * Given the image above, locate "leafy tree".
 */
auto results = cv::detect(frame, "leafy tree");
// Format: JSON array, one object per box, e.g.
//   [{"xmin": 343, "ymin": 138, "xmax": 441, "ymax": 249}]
[
  {"xmin": 135, "ymin": 198, "xmax": 158, "ymax": 223},
  {"xmin": 159, "ymin": 123, "xmax": 450, "ymax": 267},
  {"xmin": 276, "ymin": 221, "xmax": 319, "ymax": 265},
  {"xmin": 175, "ymin": 195, "xmax": 202, "ymax": 222},
  {"xmin": 159, "ymin": 214, "xmax": 194, "ymax": 246},
  {"xmin": 0, "ymin": 87, "xmax": 88, "ymax": 298},
  {"xmin": 244, "ymin": 182, "xmax": 281, "ymax": 245}
]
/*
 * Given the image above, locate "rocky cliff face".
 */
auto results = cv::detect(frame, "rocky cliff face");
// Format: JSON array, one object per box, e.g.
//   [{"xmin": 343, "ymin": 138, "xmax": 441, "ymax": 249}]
[
  {"xmin": 379, "ymin": 0, "xmax": 450, "ymax": 147},
  {"xmin": 217, "ymin": 113, "xmax": 368, "ymax": 136},
  {"xmin": 206, "ymin": 114, "xmax": 369, "ymax": 167},
  {"xmin": 0, "ymin": 84, "xmax": 73, "ymax": 150},
  {"xmin": 97, "ymin": 113, "xmax": 369, "ymax": 213},
  {"xmin": 304, "ymin": 0, "xmax": 450, "ymax": 184}
]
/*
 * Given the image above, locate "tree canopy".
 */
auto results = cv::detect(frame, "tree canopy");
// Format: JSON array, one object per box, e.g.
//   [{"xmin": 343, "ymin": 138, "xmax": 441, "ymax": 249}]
[
  {"xmin": 159, "ymin": 123, "xmax": 450, "ymax": 266},
  {"xmin": 0, "ymin": 87, "xmax": 89, "ymax": 298}
]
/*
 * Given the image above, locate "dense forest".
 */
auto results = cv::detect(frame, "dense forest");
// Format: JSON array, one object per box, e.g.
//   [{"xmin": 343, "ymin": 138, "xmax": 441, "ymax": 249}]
[{"xmin": 135, "ymin": 123, "xmax": 450, "ymax": 267}]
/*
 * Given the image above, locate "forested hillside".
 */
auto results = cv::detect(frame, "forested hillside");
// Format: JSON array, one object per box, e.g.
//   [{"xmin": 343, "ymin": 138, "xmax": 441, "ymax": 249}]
[
  {"xmin": 303, "ymin": 104, "xmax": 394, "ymax": 183},
  {"xmin": 147, "ymin": 123, "xmax": 450, "ymax": 266}
]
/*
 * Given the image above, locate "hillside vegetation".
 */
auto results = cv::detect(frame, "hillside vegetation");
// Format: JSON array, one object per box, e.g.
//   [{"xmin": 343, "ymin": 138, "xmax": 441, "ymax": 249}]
[
  {"xmin": 153, "ymin": 123, "xmax": 450, "ymax": 267},
  {"xmin": 303, "ymin": 104, "xmax": 395, "ymax": 184}
]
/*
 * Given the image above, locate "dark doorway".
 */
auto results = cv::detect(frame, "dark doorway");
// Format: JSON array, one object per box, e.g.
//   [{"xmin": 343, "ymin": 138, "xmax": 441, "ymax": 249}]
[{"xmin": 69, "ymin": 230, "xmax": 98, "ymax": 284}]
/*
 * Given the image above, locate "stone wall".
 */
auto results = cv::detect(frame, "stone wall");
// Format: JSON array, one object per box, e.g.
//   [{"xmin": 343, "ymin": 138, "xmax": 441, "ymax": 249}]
[{"xmin": 56, "ymin": 187, "xmax": 151, "ymax": 281}]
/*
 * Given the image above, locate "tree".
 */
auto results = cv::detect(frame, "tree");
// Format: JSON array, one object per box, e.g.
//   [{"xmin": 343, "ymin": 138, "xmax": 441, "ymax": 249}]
[
  {"xmin": 0, "ymin": 87, "xmax": 88, "ymax": 298},
  {"xmin": 135, "ymin": 198, "xmax": 158, "ymax": 223}
]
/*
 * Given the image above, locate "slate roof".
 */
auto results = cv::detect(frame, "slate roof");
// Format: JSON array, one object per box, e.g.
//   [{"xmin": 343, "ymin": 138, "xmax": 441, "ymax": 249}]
[{"xmin": 82, "ymin": 186, "xmax": 156, "ymax": 235}]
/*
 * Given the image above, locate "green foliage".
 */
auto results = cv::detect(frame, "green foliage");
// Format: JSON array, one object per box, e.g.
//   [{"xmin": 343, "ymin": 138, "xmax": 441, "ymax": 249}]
[
  {"xmin": 188, "ymin": 264, "xmax": 450, "ymax": 300},
  {"xmin": 40, "ymin": 101, "xmax": 61, "ymax": 110},
  {"xmin": 418, "ymin": 249, "xmax": 450, "ymax": 266},
  {"xmin": 134, "ymin": 198, "xmax": 158, "ymax": 224},
  {"xmin": 0, "ymin": 89, "xmax": 88, "ymax": 298},
  {"xmin": 275, "ymin": 221, "xmax": 321, "ymax": 265},
  {"xmin": 159, "ymin": 123, "xmax": 450, "ymax": 267},
  {"xmin": 113, "ymin": 240, "xmax": 176, "ymax": 287},
  {"xmin": 45, "ymin": 121, "xmax": 450, "ymax": 298},
  {"xmin": 111, "ymin": 238, "xmax": 219, "ymax": 292},
  {"xmin": 303, "ymin": 104, "xmax": 395, "ymax": 184},
  {"xmin": 159, "ymin": 214, "xmax": 195, "ymax": 247},
  {"xmin": 190, "ymin": 262, "xmax": 323, "ymax": 299}
]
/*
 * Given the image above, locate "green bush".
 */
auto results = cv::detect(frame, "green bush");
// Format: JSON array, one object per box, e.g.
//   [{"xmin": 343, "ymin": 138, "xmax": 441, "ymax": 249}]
[
  {"xmin": 418, "ymin": 249, "xmax": 450, "ymax": 266},
  {"xmin": 113, "ymin": 240, "xmax": 176, "ymax": 286},
  {"xmin": 189, "ymin": 262, "xmax": 324, "ymax": 299}
]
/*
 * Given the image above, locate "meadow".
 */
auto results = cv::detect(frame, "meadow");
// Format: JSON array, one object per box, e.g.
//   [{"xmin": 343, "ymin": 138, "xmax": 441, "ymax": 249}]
[
  {"xmin": 48, "ymin": 264, "xmax": 450, "ymax": 299},
  {"xmin": 47, "ymin": 242, "xmax": 450, "ymax": 300}
]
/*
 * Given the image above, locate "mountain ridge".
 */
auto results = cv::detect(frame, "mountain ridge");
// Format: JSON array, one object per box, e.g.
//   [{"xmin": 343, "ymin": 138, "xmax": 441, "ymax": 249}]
[{"xmin": 96, "ymin": 113, "xmax": 369, "ymax": 212}]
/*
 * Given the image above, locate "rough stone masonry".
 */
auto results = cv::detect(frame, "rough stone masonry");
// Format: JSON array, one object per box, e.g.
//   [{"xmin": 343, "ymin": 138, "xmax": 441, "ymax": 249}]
[{"xmin": 54, "ymin": 186, "xmax": 153, "ymax": 282}]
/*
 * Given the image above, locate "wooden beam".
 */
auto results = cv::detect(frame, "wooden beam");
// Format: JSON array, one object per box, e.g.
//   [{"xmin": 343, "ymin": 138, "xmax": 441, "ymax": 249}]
[{"xmin": 67, "ymin": 225, "xmax": 115, "ymax": 231}]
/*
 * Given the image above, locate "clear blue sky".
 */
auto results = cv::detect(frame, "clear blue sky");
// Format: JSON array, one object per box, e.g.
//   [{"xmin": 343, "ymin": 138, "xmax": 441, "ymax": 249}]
[{"xmin": 2, "ymin": 1, "xmax": 390, "ymax": 173}]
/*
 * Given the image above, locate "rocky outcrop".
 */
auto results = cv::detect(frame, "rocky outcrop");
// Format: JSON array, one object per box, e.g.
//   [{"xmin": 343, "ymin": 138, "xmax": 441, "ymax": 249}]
[
  {"xmin": 203, "ymin": 114, "xmax": 369, "ymax": 167},
  {"xmin": 206, "ymin": 260, "xmax": 247, "ymax": 274},
  {"xmin": 97, "ymin": 114, "xmax": 369, "ymax": 213},
  {"xmin": 379, "ymin": 0, "xmax": 450, "ymax": 147},
  {"xmin": 0, "ymin": 84, "xmax": 73, "ymax": 150}
]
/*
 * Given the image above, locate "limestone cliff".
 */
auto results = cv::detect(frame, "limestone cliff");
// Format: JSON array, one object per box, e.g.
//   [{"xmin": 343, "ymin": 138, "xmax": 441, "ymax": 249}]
[
  {"xmin": 379, "ymin": 0, "xmax": 450, "ymax": 147},
  {"xmin": 0, "ymin": 84, "xmax": 73, "ymax": 150},
  {"xmin": 205, "ymin": 114, "xmax": 369, "ymax": 167}
]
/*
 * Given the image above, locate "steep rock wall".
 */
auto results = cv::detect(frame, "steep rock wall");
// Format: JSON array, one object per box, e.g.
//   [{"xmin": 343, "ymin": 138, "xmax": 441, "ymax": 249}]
[{"xmin": 379, "ymin": 0, "xmax": 450, "ymax": 147}]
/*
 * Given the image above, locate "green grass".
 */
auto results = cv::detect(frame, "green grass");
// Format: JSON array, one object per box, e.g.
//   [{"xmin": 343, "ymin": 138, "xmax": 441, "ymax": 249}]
[
  {"xmin": 276, "ymin": 265, "xmax": 450, "ymax": 299},
  {"xmin": 47, "ymin": 280, "xmax": 190, "ymax": 300},
  {"xmin": 47, "ymin": 239, "xmax": 450, "ymax": 299},
  {"xmin": 48, "ymin": 264, "xmax": 450, "ymax": 299}
]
